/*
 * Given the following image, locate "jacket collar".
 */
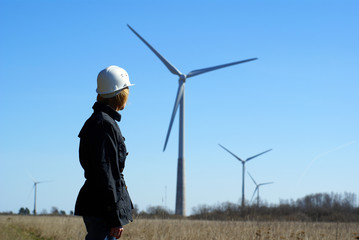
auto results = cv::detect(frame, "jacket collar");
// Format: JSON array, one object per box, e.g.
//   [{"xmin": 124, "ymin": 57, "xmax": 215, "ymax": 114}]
[{"xmin": 93, "ymin": 102, "xmax": 121, "ymax": 122}]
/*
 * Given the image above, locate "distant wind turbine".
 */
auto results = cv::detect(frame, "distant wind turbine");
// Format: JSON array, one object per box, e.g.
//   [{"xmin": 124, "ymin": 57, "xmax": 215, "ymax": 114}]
[
  {"xmin": 218, "ymin": 144, "xmax": 272, "ymax": 208},
  {"xmin": 31, "ymin": 178, "xmax": 51, "ymax": 215},
  {"xmin": 128, "ymin": 24, "xmax": 258, "ymax": 216},
  {"xmin": 248, "ymin": 171, "xmax": 273, "ymax": 207}
]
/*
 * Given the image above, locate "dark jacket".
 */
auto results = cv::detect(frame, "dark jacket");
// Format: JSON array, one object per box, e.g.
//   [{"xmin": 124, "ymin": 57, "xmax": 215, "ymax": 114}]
[{"xmin": 75, "ymin": 102, "xmax": 133, "ymax": 227}]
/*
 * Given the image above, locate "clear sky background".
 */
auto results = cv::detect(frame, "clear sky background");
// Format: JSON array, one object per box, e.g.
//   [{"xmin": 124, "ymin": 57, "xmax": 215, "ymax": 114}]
[{"xmin": 0, "ymin": 0, "xmax": 358, "ymax": 215}]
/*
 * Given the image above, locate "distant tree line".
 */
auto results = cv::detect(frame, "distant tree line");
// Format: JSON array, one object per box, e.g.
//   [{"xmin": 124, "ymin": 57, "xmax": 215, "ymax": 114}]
[
  {"xmin": 1, "ymin": 207, "xmax": 74, "ymax": 216},
  {"xmin": 18, "ymin": 207, "xmax": 30, "ymax": 215},
  {"xmin": 3, "ymin": 192, "xmax": 358, "ymax": 222},
  {"xmin": 132, "ymin": 205, "xmax": 181, "ymax": 219},
  {"xmin": 134, "ymin": 192, "xmax": 359, "ymax": 222},
  {"xmin": 191, "ymin": 192, "xmax": 359, "ymax": 222}
]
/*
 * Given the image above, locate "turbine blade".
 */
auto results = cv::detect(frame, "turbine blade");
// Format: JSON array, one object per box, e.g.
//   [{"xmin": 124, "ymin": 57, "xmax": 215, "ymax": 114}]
[
  {"xmin": 27, "ymin": 185, "xmax": 35, "ymax": 200},
  {"xmin": 218, "ymin": 144, "xmax": 244, "ymax": 162},
  {"xmin": 259, "ymin": 182, "xmax": 274, "ymax": 186},
  {"xmin": 127, "ymin": 24, "xmax": 182, "ymax": 76},
  {"xmin": 186, "ymin": 58, "xmax": 258, "ymax": 78},
  {"xmin": 163, "ymin": 81, "xmax": 185, "ymax": 151},
  {"xmin": 246, "ymin": 149, "xmax": 272, "ymax": 162},
  {"xmin": 37, "ymin": 180, "xmax": 53, "ymax": 184},
  {"xmin": 247, "ymin": 171, "xmax": 257, "ymax": 185},
  {"xmin": 251, "ymin": 187, "xmax": 258, "ymax": 202}
]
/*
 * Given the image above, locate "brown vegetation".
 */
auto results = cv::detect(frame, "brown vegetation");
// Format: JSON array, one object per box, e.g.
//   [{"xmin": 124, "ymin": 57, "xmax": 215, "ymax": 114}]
[
  {"xmin": 2, "ymin": 192, "xmax": 358, "ymax": 239},
  {"xmin": 1, "ymin": 215, "xmax": 359, "ymax": 240}
]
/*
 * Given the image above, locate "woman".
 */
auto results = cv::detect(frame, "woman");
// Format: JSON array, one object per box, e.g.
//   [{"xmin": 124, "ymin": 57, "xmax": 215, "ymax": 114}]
[{"xmin": 75, "ymin": 65, "xmax": 134, "ymax": 240}]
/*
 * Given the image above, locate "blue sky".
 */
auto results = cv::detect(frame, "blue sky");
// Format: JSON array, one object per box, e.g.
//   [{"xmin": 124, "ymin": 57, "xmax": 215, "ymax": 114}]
[{"xmin": 0, "ymin": 0, "xmax": 358, "ymax": 215}]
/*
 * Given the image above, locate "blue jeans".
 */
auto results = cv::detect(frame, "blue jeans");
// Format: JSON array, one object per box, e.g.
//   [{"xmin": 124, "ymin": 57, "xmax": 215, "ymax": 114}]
[{"xmin": 83, "ymin": 216, "xmax": 116, "ymax": 240}]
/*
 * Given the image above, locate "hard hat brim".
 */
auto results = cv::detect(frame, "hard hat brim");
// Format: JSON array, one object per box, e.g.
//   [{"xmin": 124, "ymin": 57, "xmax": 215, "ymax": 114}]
[{"xmin": 97, "ymin": 84, "xmax": 134, "ymax": 98}]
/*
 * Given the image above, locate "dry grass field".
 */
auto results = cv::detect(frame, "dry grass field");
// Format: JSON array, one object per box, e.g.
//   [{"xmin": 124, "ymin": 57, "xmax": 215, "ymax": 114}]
[{"xmin": 0, "ymin": 215, "xmax": 358, "ymax": 240}]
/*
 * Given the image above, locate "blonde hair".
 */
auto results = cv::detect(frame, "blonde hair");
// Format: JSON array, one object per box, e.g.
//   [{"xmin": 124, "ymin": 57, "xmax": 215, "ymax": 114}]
[{"xmin": 97, "ymin": 88, "xmax": 129, "ymax": 111}]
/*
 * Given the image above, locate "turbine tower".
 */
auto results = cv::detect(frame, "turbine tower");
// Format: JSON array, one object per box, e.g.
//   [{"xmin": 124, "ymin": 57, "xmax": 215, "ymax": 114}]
[
  {"xmin": 128, "ymin": 24, "xmax": 258, "ymax": 216},
  {"xmin": 248, "ymin": 171, "xmax": 273, "ymax": 207},
  {"xmin": 218, "ymin": 144, "xmax": 272, "ymax": 208}
]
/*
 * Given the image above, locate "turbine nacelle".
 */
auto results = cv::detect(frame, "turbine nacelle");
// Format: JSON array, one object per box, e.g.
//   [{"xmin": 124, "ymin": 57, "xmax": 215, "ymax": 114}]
[{"xmin": 179, "ymin": 74, "xmax": 187, "ymax": 82}]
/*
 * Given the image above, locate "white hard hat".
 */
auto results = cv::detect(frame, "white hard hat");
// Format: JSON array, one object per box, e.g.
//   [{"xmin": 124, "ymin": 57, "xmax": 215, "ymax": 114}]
[{"xmin": 96, "ymin": 65, "xmax": 134, "ymax": 98}]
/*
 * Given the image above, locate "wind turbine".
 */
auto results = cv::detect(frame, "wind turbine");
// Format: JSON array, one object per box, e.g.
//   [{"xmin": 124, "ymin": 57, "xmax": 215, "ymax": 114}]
[
  {"xmin": 31, "ymin": 178, "xmax": 51, "ymax": 215},
  {"xmin": 128, "ymin": 24, "xmax": 258, "ymax": 216},
  {"xmin": 218, "ymin": 144, "xmax": 272, "ymax": 208},
  {"xmin": 248, "ymin": 171, "xmax": 273, "ymax": 207}
]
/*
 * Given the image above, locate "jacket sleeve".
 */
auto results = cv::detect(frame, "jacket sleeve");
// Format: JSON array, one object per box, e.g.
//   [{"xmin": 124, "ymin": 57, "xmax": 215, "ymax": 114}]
[{"xmin": 95, "ymin": 123, "xmax": 122, "ymax": 227}]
